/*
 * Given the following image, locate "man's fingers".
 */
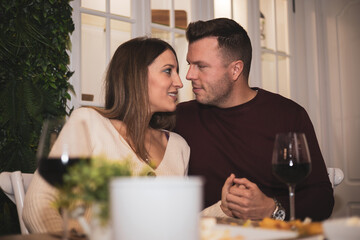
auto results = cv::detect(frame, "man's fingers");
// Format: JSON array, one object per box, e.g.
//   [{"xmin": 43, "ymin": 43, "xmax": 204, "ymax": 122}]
[
  {"xmin": 223, "ymin": 173, "xmax": 235, "ymax": 190},
  {"xmin": 233, "ymin": 177, "xmax": 256, "ymax": 189}
]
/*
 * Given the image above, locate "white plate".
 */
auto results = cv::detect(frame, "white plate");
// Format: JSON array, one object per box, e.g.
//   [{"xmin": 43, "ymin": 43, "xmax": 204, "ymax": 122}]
[{"xmin": 213, "ymin": 224, "xmax": 298, "ymax": 240}]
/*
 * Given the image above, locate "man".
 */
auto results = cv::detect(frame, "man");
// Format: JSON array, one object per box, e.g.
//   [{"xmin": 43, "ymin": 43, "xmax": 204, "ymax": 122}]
[{"xmin": 175, "ymin": 18, "xmax": 334, "ymax": 221}]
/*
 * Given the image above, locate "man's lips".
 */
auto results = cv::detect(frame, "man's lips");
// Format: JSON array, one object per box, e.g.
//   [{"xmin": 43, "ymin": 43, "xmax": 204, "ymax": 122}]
[{"xmin": 192, "ymin": 87, "xmax": 202, "ymax": 94}]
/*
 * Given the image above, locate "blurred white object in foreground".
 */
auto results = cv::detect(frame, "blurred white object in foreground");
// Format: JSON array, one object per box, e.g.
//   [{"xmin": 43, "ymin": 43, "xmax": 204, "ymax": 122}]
[
  {"xmin": 323, "ymin": 216, "xmax": 360, "ymax": 240},
  {"xmin": 110, "ymin": 177, "xmax": 203, "ymax": 240}
]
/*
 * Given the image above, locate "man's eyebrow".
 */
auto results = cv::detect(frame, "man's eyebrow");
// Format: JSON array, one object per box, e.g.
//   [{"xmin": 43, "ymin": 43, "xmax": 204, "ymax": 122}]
[{"xmin": 186, "ymin": 60, "xmax": 206, "ymax": 65}]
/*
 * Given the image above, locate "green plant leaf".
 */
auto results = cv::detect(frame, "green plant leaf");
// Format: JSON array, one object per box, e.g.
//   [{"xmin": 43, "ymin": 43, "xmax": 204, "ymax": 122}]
[
  {"xmin": 54, "ymin": 156, "xmax": 151, "ymax": 225},
  {"xmin": 1, "ymin": 1, "xmax": 74, "ymax": 234}
]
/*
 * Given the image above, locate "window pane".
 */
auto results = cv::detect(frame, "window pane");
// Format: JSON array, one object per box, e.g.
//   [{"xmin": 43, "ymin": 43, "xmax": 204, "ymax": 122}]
[
  {"xmin": 110, "ymin": 0, "xmax": 131, "ymax": 17},
  {"xmin": 81, "ymin": 0, "xmax": 105, "ymax": 12},
  {"xmin": 278, "ymin": 56, "xmax": 290, "ymax": 98},
  {"xmin": 110, "ymin": 20, "xmax": 132, "ymax": 58},
  {"xmin": 261, "ymin": 53, "xmax": 277, "ymax": 93},
  {"xmin": 174, "ymin": 0, "xmax": 191, "ymax": 29},
  {"xmin": 151, "ymin": 0, "xmax": 170, "ymax": 28},
  {"xmin": 81, "ymin": 14, "xmax": 106, "ymax": 105},
  {"xmin": 260, "ymin": 0, "xmax": 275, "ymax": 50},
  {"xmin": 276, "ymin": 0, "xmax": 289, "ymax": 53},
  {"xmin": 151, "ymin": 28, "xmax": 171, "ymax": 42},
  {"xmin": 151, "ymin": 0, "xmax": 170, "ymax": 27},
  {"xmin": 214, "ymin": 0, "xmax": 232, "ymax": 18},
  {"xmin": 233, "ymin": 0, "xmax": 248, "ymax": 31},
  {"xmin": 151, "ymin": 0, "xmax": 171, "ymax": 10},
  {"xmin": 151, "ymin": 0, "xmax": 189, "ymax": 30}
]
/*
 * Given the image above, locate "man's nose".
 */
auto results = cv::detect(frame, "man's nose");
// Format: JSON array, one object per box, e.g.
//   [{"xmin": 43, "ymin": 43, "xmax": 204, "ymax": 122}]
[{"xmin": 186, "ymin": 65, "xmax": 197, "ymax": 81}]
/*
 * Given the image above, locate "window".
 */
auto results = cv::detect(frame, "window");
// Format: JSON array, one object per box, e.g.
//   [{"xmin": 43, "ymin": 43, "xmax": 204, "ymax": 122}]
[
  {"xmin": 260, "ymin": 0, "xmax": 291, "ymax": 98},
  {"xmin": 214, "ymin": 0, "xmax": 248, "ymax": 30},
  {"xmin": 150, "ymin": 0, "xmax": 193, "ymax": 102},
  {"xmin": 70, "ymin": 0, "xmax": 195, "ymax": 108},
  {"xmin": 70, "ymin": 0, "xmax": 134, "ymax": 107},
  {"xmin": 213, "ymin": 0, "xmax": 292, "ymax": 98},
  {"xmin": 70, "ymin": 0, "xmax": 293, "ymax": 108}
]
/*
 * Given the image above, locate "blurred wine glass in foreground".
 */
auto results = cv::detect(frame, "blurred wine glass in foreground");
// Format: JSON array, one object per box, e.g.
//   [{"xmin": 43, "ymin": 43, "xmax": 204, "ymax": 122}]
[
  {"xmin": 37, "ymin": 117, "xmax": 91, "ymax": 239},
  {"xmin": 272, "ymin": 132, "xmax": 312, "ymax": 221}
]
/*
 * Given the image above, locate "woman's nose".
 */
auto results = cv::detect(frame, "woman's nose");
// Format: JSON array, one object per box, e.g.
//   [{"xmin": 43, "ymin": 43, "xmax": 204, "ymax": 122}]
[{"xmin": 173, "ymin": 73, "xmax": 183, "ymax": 88}]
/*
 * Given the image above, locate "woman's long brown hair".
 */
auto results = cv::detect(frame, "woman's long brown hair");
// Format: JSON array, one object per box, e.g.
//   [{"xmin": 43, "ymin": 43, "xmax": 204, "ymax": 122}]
[{"xmin": 93, "ymin": 37, "xmax": 178, "ymax": 162}]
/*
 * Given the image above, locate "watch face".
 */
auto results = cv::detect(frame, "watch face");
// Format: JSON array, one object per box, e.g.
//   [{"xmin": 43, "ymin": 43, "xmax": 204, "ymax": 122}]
[{"xmin": 275, "ymin": 209, "xmax": 286, "ymax": 220}]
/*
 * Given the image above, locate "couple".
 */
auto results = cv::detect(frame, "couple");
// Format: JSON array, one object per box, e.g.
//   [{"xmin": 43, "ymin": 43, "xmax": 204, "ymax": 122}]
[{"xmin": 23, "ymin": 18, "xmax": 334, "ymax": 233}]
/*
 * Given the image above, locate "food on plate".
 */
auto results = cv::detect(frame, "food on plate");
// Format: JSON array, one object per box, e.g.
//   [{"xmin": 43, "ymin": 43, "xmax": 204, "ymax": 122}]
[
  {"xmin": 200, "ymin": 216, "xmax": 324, "ymax": 239},
  {"xmin": 297, "ymin": 221, "xmax": 323, "ymax": 236},
  {"xmin": 259, "ymin": 217, "xmax": 294, "ymax": 230},
  {"xmin": 259, "ymin": 217, "xmax": 323, "ymax": 236},
  {"xmin": 201, "ymin": 217, "xmax": 244, "ymax": 240}
]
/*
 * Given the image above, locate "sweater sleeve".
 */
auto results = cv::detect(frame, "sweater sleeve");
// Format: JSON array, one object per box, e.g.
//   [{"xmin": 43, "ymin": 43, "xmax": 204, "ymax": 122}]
[
  {"xmin": 200, "ymin": 201, "xmax": 228, "ymax": 218},
  {"xmin": 22, "ymin": 109, "xmax": 94, "ymax": 233},
  {"xmin": 276, "ymin": 109, "xmax": 334, "ymax": 221},
  {"xmin": 22, "ymin": 171, "xmax": 87, "ymax": 233}
]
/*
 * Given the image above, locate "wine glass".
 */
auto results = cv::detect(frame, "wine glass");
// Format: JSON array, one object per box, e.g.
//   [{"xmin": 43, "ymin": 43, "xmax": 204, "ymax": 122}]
[
  {"xmin": 272, "ymin": 132, "xmax": 312, "ymax": 221},
  {"xmin": 37, "ymin": 116, "xmax": 91, "ymax": 239}
]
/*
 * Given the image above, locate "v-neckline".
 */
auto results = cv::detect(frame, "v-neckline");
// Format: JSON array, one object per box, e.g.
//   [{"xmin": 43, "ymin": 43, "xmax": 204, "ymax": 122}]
[{"xmin": 107, "ymin": 118, "xmax": 170, "ymax": 170}]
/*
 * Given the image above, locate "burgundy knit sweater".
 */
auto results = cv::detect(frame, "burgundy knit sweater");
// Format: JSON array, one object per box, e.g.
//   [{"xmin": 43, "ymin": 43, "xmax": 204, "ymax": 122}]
[{"xmin": 175, "ymin": 88, "xmax": 334, "ymax": 221}]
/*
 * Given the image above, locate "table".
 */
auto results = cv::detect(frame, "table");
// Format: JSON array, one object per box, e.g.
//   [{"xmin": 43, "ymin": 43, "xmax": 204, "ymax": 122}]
[
  {"xmin": 0, "ymin": 218, "xmax": 325, "ymax": 240},
  {"xmin": 0, "ymin": 234, "xmax": 58, "ymax": 240},
  {"xmin": 0, "ymin": 233, "xmax": 86, "ymax": 240},
  {"xmin": 0, "ymin": 233, "xmax": 324, "ymax": 240}
]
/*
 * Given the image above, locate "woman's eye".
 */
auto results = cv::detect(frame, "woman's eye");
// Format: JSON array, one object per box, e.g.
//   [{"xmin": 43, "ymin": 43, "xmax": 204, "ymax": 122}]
[{"xmin": 164, "ymin": 68, "xmax": 171, "ymax": 74}]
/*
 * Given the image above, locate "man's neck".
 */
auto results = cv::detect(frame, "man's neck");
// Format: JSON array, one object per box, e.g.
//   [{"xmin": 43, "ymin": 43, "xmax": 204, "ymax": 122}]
[{"xmin": 218, "ymin": 84, "xmax": 257, "ymax": 108}]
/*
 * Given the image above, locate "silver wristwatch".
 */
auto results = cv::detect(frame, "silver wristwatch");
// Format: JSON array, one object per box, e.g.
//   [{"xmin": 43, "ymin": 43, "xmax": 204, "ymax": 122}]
[{"xmin": 271, "ymin": 198, "xmax": 286, "ymax": 220}]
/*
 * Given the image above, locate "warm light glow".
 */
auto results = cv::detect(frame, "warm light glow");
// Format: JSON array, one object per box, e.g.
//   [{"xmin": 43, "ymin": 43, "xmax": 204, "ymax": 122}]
[{"xmin": 214, "ymin": 0, "xmax": 232, "ymax": 18}]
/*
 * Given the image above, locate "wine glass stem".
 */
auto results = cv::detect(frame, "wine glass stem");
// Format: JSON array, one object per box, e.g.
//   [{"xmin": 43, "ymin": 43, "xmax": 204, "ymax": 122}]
[
  {"xmin": 288, "ymin": 184, "xmax": 295, "ymax": 221},
  {"xmin": 61, "ymin": 208, "xmax": 69, "ymax": 240}
]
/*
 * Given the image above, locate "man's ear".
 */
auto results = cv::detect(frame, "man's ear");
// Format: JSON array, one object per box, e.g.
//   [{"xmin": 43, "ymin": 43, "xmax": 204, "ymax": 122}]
[{"xmin": 230, "ymin": 60, "xmax": 244, "ymax": 81}]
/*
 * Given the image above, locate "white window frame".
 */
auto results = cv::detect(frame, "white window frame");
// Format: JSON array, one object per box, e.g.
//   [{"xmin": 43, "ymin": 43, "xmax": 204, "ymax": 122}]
[
  {"xmin": 69, "ymin": 0, "xmax": 152, "ymax": 109},
  {"xmin": 72, "ymin": 0, "xmax": 296, "ymax": 109}
]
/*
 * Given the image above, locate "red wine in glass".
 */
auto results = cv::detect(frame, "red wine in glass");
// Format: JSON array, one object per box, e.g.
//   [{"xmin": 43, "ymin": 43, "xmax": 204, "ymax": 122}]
[
  {"xmin": 272, "ymin": 132, "xmax": 312, "ymax": 221},
  {"xmin": 37, "ymin": 117, "xmax": 91, "ymax": 239},
  {"xmin": 38, "ymin": 157, "xmax": 89, "ymax": 187},
  {"xmin": 272, "ymin": 162, "xmax": 311, "ymax": 185}
]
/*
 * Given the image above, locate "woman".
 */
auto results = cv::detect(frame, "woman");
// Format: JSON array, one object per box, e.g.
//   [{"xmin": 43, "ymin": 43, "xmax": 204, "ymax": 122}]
[{"xmin": 23, "ymin": 37, "xmax": 189, "ymax": 233}]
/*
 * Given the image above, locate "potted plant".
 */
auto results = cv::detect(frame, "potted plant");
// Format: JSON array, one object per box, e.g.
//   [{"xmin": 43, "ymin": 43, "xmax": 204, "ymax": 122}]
[{"xmin": 54, "ymin": 156, "xmax": 154, "ymax": 240}]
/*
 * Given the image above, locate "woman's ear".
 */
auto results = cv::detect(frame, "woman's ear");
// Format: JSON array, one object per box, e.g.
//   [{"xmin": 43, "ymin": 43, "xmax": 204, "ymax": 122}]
[{"xmin": 230, "ymin": 60, "xmax": 244, "ymax": 81}]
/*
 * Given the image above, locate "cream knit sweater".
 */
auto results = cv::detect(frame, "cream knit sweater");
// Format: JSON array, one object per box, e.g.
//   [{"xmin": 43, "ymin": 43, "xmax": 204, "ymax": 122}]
[
  {"xmin": 22, "ymin": 108, "xmax": 190, "ymax": 233},
  {"xmin": 22, "ymin": 108, "xmax": 226, "ymax": 234}
]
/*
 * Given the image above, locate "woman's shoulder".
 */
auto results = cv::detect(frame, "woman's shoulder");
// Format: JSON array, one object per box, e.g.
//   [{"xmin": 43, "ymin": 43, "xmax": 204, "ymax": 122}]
[
  {"xmin": 69, "ymin": 107, "xmax": 105, "ymax": 121},
  {"xmin": 66, "ymin": 108, "xmax": 110, "ymax": 132},
  {"xmin": 168, "ymin": 131, "xmax": 189, "ymax": 148}
]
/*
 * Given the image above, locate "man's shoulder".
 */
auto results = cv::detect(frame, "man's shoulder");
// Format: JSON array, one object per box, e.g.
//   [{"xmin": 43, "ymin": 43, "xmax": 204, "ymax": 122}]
[
  {"xmin": 259, "ymin": 89, "xmax": 304, "ymax": 111},
  {"xmin": 175, "ymin": 100, "xmax": 202, "ymax": 131},
  {"xmin": 176, "ymin": 100, "xmax": 200, "ymax": 112}
]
